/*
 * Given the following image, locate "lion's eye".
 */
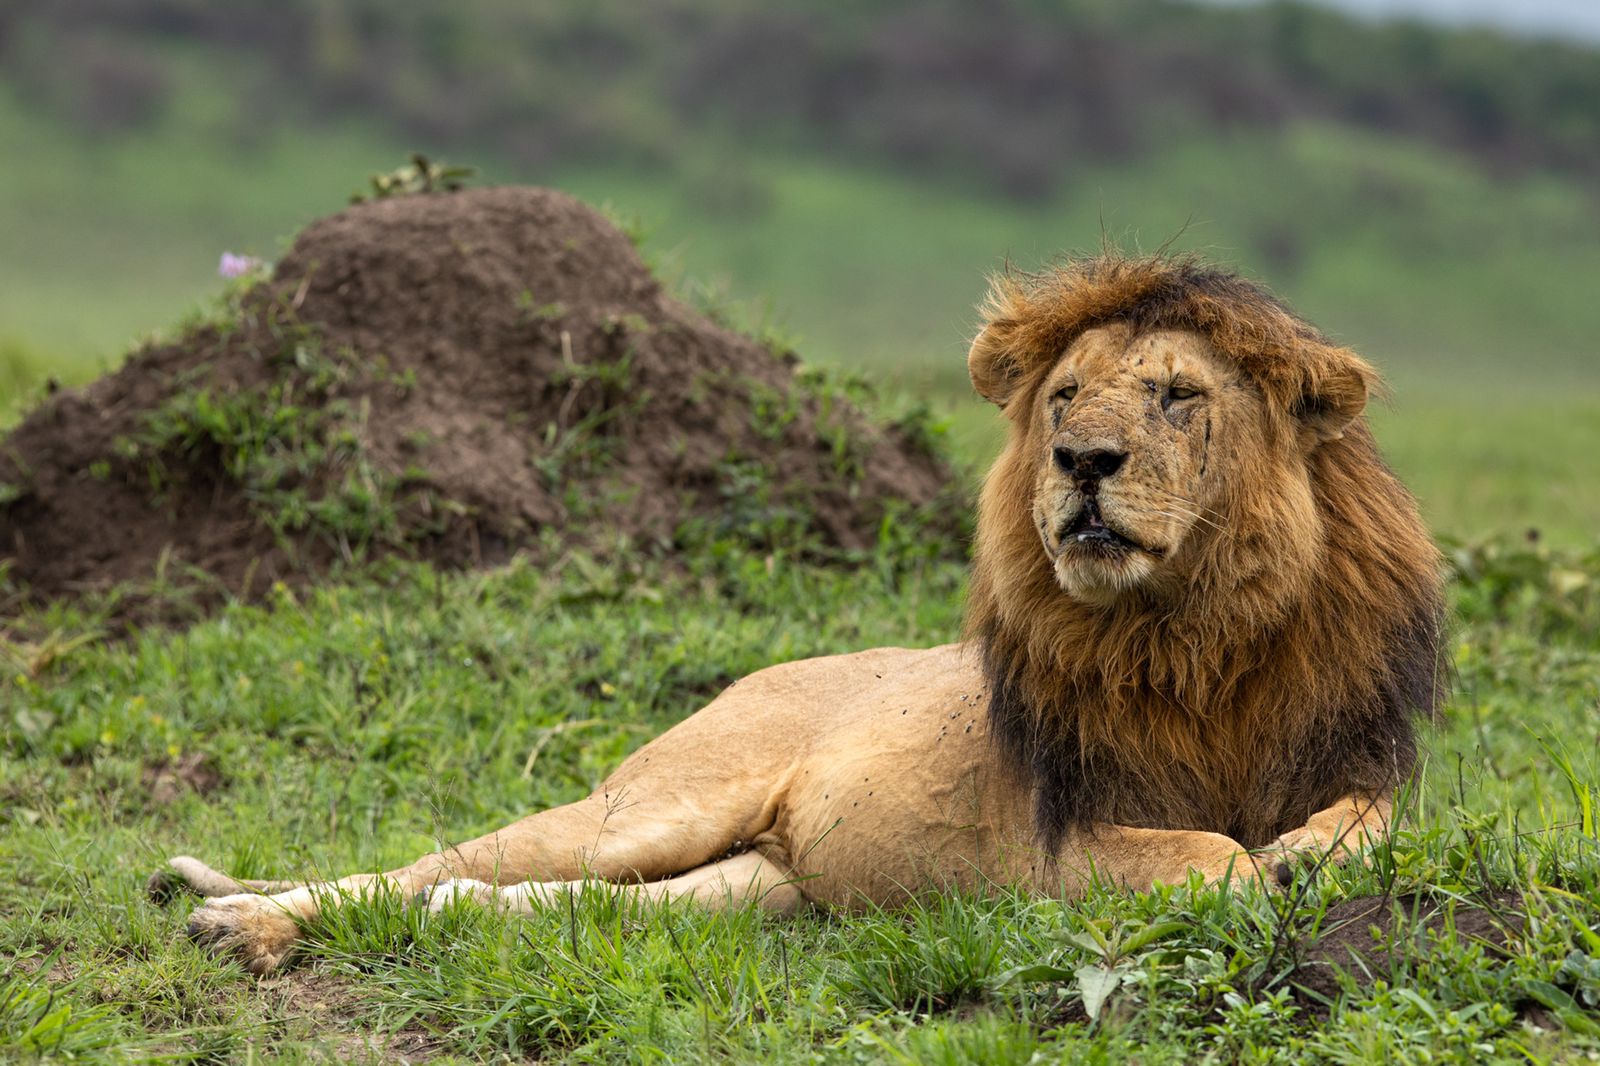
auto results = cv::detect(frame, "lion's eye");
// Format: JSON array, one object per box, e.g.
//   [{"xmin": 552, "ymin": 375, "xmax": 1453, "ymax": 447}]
[
  {"xmin": 1165, "ymin": 384, "xmax": 1201, "ymax": 403},
  {"xmin": 1054, "ymin": 384, "xmax": 1078, "ymax": 403}
]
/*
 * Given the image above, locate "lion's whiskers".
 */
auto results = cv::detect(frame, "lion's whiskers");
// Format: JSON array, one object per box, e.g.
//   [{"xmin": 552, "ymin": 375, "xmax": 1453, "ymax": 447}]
[
  {"xmin": 1141, "ymin": 487, "xmax": 1230, "ymax": 536},
  {"xmin": 1149, "ymin": 504, "xmax": 1231, "ymax": 538}
]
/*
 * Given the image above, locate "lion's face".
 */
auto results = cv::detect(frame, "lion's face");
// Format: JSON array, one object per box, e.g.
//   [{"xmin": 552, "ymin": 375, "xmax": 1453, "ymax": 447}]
[{"xmin": 1024, "ymin": 324, "xmax": 1279, "ymax": 603}]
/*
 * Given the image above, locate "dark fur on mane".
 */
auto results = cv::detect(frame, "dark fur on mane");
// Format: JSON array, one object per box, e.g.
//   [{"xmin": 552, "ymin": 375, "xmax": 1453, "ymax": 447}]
[
  {"xmin": 964, "ymin": 254, "xmax": 1449, "ymax": 852},
  {"xmin": 980, "ymin": 581, "xmax": 1444, "ymax": 852}
]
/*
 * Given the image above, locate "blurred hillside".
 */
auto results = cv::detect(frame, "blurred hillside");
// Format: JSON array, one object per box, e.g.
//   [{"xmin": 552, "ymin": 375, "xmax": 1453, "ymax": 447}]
[{"xmin": 1, "ymin": 0, "xmax": 1597, "ymax": 538}]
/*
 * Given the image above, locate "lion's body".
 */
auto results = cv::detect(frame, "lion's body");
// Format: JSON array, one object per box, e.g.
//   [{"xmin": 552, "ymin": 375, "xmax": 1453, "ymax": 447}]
[
  {"xmin": 165, "ymin": 254, "xmax": 1445, "ymax": 975},
  {"xmin": 595, "ymin": 645, "xmax": 1034, "ymax": 905}
]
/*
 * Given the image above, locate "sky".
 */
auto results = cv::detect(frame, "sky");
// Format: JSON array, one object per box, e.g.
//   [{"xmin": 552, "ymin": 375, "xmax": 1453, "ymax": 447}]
[{"xmin": 1215, "ymin": 0, "xmax": 1600, "ymax": 42}]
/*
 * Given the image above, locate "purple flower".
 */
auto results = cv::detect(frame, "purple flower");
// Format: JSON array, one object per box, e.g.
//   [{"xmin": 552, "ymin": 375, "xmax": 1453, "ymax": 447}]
[{"xmin": 218, "ymin": 252, "xmax": 265, "ymax": 279}]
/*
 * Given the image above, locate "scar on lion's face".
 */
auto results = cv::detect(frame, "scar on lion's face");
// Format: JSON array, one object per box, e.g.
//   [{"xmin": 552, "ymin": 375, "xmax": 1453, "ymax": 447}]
[{"xmin": 1028, "ymin": 325, "xmax": 1267, "ymax": 603}]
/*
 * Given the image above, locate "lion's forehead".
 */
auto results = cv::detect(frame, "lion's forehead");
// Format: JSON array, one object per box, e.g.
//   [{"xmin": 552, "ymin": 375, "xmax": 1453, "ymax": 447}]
[{"xmin": 1052, "ymin": 326, "xmax": 1226, "ymax": 387}]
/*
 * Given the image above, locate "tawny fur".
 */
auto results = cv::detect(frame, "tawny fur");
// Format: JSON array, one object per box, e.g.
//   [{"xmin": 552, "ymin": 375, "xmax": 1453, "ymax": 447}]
[{"xmin": 158, "ymin": 253, "xmax": 1441, "ymax": 975}]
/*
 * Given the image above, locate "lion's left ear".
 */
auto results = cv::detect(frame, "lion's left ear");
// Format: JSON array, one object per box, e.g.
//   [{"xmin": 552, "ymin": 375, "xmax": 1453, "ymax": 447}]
[{"xmin": 1292, "ymin": 355, "xmax": 1373, "ymax": 445}]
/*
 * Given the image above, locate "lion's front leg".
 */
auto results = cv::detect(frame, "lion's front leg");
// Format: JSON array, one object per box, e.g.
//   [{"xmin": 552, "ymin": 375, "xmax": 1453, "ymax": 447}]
[
  {"xmin": 419, "ymin": 849, "xmax": 806, "ymax": 917},
  {"xmin": 1270, "ymin": 793, "xmax": 1392, "ymax": 863},
  {"xmin": 1052, "ymin": 824, "xmax": 1277, "ymax": 895}
]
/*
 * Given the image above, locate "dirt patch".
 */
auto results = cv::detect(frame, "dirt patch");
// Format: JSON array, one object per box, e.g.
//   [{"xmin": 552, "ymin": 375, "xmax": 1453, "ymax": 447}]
[
  {"xmin": 0, "ymin": 186, "xmax": 963, "ymax": 624},
  {"xmin": 262, "ymin": 968, "xmax": 446, "ymax": 1063},
  {"xmin": 1287, "ymin": 891, "xmax": 1524, "ymax": 1016},
  {"xmin": 140, "ymin": 751, "xmax": 225, "ymax": 806},
  {"xmin": 7, "ymin": 948, "xmax": 75, "ymax": 984}
]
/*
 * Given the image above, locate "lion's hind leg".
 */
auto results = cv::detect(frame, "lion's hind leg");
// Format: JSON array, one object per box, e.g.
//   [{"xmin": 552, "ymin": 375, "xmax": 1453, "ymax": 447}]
[
  {"xmin": 148, "ymin": 855, "xmax": 305, "ymax": 902},
  {"xmin": 419, "ymin": 849, "xmax": 805, "ymax": 917},
  {"xmin": 160, "ymin": 777, "xmax": 777, "ymax": 972}
]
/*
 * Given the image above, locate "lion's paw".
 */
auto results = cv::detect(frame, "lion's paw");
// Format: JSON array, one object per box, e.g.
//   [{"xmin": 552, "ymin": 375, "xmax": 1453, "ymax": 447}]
[
  {"xmin": 1267, "ymin": 827, "xmax": 1371, "ymax": 880},
  {"xmin": 1201, "ymin": 850, "xmax": 1291, "ymax": 893},
  {"xmin": 1273, "ymin": 828, "xmax": 1330, "ymax": 855},
  {"xmin": 1254, "ymin": 829, "xmax": 1365, "ymax": 889},
  {"xmin": 185, "ymin": 894, "xmax": 300, "ymax": 975}
]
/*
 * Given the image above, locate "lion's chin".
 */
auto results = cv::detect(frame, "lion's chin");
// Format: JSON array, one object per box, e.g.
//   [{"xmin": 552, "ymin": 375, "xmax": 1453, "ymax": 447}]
[{"xmin": 1052, "ymin": 548, "xmax": 1159, "ymax": 604}]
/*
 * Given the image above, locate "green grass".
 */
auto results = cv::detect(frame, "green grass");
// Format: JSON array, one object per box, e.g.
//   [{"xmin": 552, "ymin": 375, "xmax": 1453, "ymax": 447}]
[{"xmin": 1, "ymin": 531, "xmax": 1598, "ymax": 1063}]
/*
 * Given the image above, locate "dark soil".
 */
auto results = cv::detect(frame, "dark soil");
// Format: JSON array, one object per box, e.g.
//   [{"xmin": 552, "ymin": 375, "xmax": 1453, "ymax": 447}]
[
  {"xmin": 0, "ymin": 186, "xmax": 962, "ymax": 623},
  {"xmin": 261, "ymin": 969, "xmax": 446, "ymax": 1063},
  {"xmin": 1286, "ymin": 891, "xmax": 1524, "ymax": 1017},
  {"xmin": 140, "ymin": 751, "xmax": 225, "ymax": 805}
]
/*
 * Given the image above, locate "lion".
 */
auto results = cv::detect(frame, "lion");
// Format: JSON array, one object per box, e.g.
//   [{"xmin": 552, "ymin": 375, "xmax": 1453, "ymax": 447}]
[{"xmin": 158, "ymin": 254, "xmax": 1447, "ymax": 975}]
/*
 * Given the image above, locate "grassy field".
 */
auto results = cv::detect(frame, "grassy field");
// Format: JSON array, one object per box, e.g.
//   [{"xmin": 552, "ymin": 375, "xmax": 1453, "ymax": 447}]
[{"xmin": 2, "ymin": 523, "xmax": 1598, "ymax": 1062}]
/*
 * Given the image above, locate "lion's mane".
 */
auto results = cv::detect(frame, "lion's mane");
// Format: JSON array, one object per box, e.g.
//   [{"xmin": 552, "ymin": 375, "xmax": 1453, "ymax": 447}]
[{"xmin": 965, "ymin": 255, "xmax": 1447, "ymax": 851}]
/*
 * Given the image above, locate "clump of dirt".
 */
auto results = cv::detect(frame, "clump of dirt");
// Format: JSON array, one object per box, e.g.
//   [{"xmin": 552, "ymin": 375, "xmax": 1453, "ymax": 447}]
[
  {"xmin": 0, "ymin": 186, "xmax": 963, "ymax": 622},
  {"xmin": 262, "ymin": 969, "xmax": 446, "ymax": 1062},
  {"xmin": 1287, "ymin": 891, "xmax": 1524, "ymax": 1016},
  {"xmin": 140, "ymin": 751, "xmax": 225, "ymax": 806}
]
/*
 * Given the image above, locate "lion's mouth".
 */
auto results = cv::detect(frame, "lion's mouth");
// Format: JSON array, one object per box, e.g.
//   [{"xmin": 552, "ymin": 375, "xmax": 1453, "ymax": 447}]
[{"xmin": 1059, "ymin": 500, "xmax": 1147, "ymax": 556}]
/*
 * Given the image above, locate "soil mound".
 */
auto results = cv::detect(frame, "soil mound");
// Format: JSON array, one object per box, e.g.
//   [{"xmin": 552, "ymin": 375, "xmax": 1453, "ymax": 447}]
[
  {"xmin": 0, "ymin": 186, "xmax": 962, "ymax": 622},
  {"xmin": 1287, "ymin": 891, "xmax": 1524, "ymax": 1016}
]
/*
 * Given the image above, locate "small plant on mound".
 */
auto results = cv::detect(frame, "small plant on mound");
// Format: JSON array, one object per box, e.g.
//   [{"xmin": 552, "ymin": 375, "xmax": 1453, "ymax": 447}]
[
  {"xmin": 121, "ymin": 381, "xmax": 408, "ymax": 555},
  {"xmin": 351, "ymin": 152, "xmax": 477, "ymax": 203}
]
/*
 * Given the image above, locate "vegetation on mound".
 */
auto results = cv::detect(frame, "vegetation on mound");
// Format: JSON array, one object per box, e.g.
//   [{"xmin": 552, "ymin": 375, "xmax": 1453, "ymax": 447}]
[
  {"xmin": 0, "ymin": 181, "xmax": 966, "ymax": 626},
  {"xmin": 0, "ymin": 534, "xmax": 1596, "ymax": 1061}
]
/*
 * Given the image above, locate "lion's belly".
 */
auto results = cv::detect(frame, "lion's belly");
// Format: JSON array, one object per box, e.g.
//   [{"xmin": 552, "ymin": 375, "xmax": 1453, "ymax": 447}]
[{"xmin": 755, "ymin": 647, "xmax": 1040, "ymax": 907}]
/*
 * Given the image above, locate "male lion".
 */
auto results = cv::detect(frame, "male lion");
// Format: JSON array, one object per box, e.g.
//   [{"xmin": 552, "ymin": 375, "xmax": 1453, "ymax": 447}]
[{"xmin": 161, "ymin": 254, "xmax": 1446, "ymax": 975}]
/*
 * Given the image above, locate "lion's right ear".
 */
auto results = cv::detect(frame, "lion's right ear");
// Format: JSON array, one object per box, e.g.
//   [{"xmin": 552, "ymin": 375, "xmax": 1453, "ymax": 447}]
[{"xmin": 968, "ymin": 325, "xmax": 1025, "ymax": 407}]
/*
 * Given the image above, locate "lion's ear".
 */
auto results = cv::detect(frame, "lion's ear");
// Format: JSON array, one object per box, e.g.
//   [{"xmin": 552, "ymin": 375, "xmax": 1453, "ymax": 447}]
[
  {"xmin": 968, "ymin": 326, "xmax": 1025, "ymax": 407},
  {"xmin": 1292, "ymin": 356, "xmax": 1372, "ymax": 445}
]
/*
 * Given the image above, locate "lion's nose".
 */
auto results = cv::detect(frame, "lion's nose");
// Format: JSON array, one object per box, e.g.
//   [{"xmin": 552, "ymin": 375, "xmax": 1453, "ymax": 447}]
[{"xmin": 1053, "ymin": 445, "xmax": 1128, "ymax": 483}]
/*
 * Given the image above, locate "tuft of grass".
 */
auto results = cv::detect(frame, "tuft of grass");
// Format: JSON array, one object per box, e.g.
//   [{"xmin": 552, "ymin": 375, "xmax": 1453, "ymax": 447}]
[
  {"xmin": 101, "ymin": 303, "xmax": 449, "ymax": 566},
  {"xmin": 0, "ymin": 954, "xmax": 141, "ymax": 1061}
]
